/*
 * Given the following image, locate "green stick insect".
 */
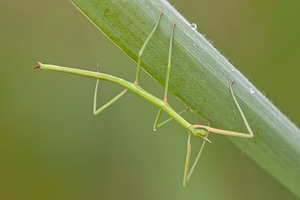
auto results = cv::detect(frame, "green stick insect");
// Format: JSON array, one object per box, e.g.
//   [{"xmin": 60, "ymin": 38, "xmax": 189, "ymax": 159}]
[{"xmin": 33, "ymin": 11, "xmax": 253, "ymax": 186}]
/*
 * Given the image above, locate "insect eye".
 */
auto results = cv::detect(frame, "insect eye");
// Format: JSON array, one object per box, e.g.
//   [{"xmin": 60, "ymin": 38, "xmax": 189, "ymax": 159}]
[{"xmin": 201, "ymin": 134, "xmax": 204, "ymax": 137}]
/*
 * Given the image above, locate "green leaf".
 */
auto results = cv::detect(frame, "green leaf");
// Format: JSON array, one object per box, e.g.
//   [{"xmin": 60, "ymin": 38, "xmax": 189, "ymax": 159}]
[{"xmin": 70, "ymin": 0, "xmax": 300, "ymax": 196}]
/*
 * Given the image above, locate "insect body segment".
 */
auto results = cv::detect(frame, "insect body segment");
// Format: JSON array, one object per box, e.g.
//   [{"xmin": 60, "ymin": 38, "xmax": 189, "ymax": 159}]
[{"xmin": 34, "ymin": 11, "xmax": 253, "ymax": 187}]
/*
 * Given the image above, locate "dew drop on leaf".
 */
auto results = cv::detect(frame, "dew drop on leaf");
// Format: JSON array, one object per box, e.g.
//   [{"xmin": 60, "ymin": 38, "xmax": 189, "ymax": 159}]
[{"xmin": 190, "ymin": 23, "xmax": 197, "ymax": 30}]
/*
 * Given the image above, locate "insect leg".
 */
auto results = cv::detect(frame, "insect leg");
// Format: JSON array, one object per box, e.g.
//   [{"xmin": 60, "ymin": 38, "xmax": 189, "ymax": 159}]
[
  {"xmin": 183, "ymin": 120, "xmax": 211, "ymax": 186},
  {"xmin": 153, "ymin": 22, "xmax": 176, "ymax": 130},
  {"xmin": 135, "ymin": 11, "xmax": 163, "ymax": 84},
  {"xmin": 93, "ymin": 64, "xmax": 128, "ymax": 115},
  {"xmin": 193, "ymin": 81, "xmax": 254, "ymax": 138}
]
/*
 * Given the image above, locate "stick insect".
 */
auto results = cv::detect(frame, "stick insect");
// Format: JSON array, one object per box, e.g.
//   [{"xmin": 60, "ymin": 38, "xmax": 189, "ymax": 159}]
[{"xmin": 33, "ymin": 11, "xmax": 253, "ymax": 186}]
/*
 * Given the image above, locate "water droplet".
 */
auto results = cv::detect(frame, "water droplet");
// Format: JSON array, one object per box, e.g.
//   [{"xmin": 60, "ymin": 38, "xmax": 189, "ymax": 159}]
[
  {"xmin": 193, "ymin": 43, "xmax": 196, "ymax": 47},
  {"xmin": 250, "ymin": 88, "xmax": 255, "ymax": 94},
  {"xmin": 190, "ymin": 23, "xmax": 197, "ymax": 30},
  {"xmin": 153, "ymin": 129, "xmax": 157, "ymax": 132},
  {"xmin": 231, "ymin": 68, "xmax": 235, "ymax": 72}
]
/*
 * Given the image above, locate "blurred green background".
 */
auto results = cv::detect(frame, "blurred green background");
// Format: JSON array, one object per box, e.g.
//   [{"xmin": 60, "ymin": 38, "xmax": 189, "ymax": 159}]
[{"xmin": 1, "ymin": 0, "xmax": 299, "ymax": 199}]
